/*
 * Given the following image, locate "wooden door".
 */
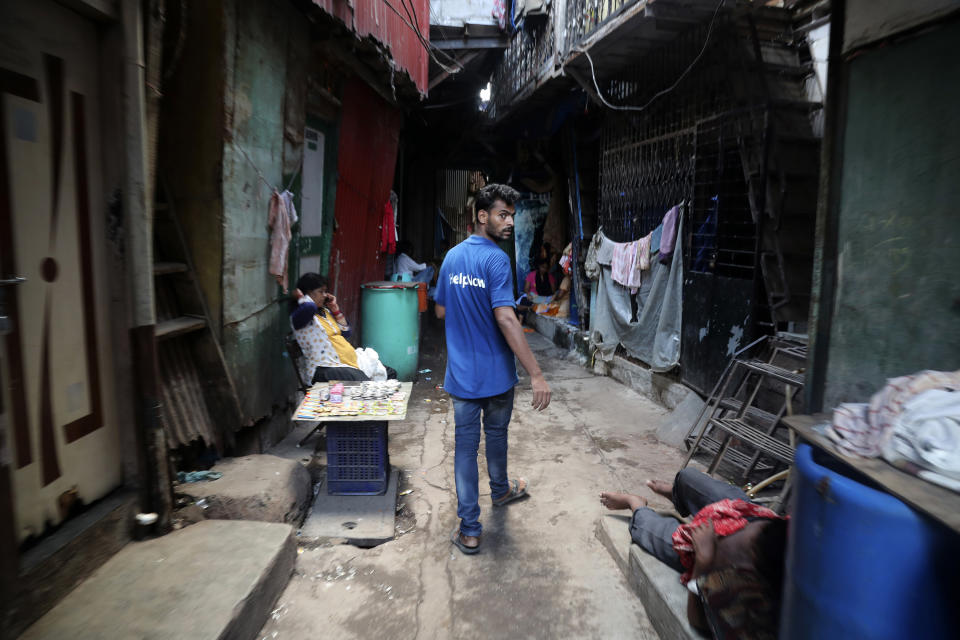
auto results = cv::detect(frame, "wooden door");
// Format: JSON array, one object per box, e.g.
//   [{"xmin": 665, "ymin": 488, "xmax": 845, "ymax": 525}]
[{"xmin": 0, "ymin": 0, "xmax": 122, "ymax": 546}]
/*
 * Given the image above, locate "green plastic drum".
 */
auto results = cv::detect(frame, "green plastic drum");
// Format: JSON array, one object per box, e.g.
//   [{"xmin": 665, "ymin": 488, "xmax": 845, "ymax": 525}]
[{"xmin": 361, "ymin": 282, "xmax": 420, "ymax": 381}]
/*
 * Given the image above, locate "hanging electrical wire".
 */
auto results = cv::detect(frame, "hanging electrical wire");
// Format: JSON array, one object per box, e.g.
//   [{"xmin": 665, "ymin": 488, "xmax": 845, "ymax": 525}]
[
  {"xmin": 578, "ymin": 0, "xmax": 725, "ymax": 113},
  {"xmin": 399, "ymin": 0, "xmax": 466, "ymax": 74},
  {"xmin": 379, "ymin": 0, "xmax": 464, "ymax": 75}
]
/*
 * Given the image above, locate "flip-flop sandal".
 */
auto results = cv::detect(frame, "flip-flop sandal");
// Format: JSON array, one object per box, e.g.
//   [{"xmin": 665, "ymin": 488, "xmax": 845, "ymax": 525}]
[
  {"xmin": 492, "ymin": 479, "xmax": 529, "ymax": 507},
  {"xmin": 451, "ymin": 529, "xmax": 481, "ymax": 555}
]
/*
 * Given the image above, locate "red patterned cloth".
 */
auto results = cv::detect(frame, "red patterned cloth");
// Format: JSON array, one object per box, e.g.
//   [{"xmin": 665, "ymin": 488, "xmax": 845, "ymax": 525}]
[
  {"xmin": 380, "ymin": 201, "xmax": 396, "ymax": 254},
  {"xmin": 672, "ymin": 499, "xmax": 785, "ymax": 584}
]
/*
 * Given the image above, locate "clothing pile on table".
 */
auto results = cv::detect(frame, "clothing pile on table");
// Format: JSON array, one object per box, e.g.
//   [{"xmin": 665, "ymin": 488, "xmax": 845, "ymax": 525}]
[{"xmin": 828, "ymin": 369, "xmax": 960, "ymax": 492}]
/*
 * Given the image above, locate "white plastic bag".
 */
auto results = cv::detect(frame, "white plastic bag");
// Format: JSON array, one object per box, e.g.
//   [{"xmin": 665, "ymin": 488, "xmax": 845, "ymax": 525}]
[{"xmin": 355, "ymin": 347, "xmax": 388, "ymax": 381}]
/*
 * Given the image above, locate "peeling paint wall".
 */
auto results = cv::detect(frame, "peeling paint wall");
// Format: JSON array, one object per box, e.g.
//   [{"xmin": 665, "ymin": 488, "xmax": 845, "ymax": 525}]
[
  {"xmin": 820, "ymin": 17, "xmax": 960, "ymax": 407},
  {"xmin": 219, "ymin": 0, "xmax": 310, "ymax": 420},
  {"xmin": 161, "ymin": 0, "xmax": 412, "ymax": 423}
]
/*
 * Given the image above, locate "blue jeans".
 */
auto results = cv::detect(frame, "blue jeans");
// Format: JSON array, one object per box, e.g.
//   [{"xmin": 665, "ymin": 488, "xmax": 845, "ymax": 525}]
[
  {"xmin": 630, "ymin": 468, "xmax": 750, "ymax": 573},
  {"xmin": 451, "ymin": 387, "xmax": 515, "ymax": 537}
]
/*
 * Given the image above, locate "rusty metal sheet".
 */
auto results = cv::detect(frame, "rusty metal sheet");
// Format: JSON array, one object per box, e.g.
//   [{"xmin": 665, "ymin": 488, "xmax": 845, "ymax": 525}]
[
  {"xmin": 159, "ymin": 337, "xmax": 222, "ymax": 450},
  {"xmin": 328, "ymin": 78, "xmax": 403, "ymax": 322},
  {"xmin": 312, "ymin": 0, "xmax": 429, "ymax": 93}
]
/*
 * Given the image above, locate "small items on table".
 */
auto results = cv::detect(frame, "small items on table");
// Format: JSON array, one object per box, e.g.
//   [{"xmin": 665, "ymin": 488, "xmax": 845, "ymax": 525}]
[
  {"xmin": 294, "ymin": 380, "xmax": 410, "ymax": 420},
  {"xmin": 293, "ymin": 380, "xmax": 413, "ymax": 497}
]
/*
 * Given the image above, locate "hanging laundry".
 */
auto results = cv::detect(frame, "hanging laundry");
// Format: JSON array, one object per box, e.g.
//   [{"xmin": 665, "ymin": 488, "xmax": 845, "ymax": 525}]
[
  {"xmin": 380, "ymin": 201, "xmax": 396, "ymax": 254},
  {"xmin": 611, "ymin": 240, "xmax": 643, "ymax": 293},
  {"xmin": 585, "ymin": 229, "xmax": 615, "ymax": 279},
  {"xmin": 280, "ymin": 189, "xmax": 298, "ymax": 226},
  {"xmin": 586, "ymin": 231, "xmax": 603, "ymax": 279},
  {"xmin": 649, "ymin": 223, "xmax": 663, "ymax": 256},
  {"xmin": 268, "ymin": 189, "xmax": 295, "ymax": 293},
  {"xmin": 637, "ymin": 233, "xmax": 651, "ymax": 272},
  {"xmin": 659, "ymin": 204, "xmax": 681, "ymax": 265}
]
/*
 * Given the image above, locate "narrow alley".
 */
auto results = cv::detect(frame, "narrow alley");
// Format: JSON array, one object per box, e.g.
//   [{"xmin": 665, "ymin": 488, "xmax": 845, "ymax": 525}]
[
  {"xmin": 259, "ymin": 321, "xmax": 687, "ymax": 639},
  {"xmin": 3, "ymin": 1, "xmax": 960, "ymax": 639}
]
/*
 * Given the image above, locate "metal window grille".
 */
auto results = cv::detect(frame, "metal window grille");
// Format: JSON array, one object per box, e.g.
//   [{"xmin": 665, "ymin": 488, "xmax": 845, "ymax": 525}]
[
  {"xmin": 435, "ymin": 169, "xmax": 484, "ymax": 246},
  {"xmin": 599, "ymin": 123, "xmax": 695, "ymax": 242},
  {"xmin": 689, "ymin": 109, "xmax": 764, "ymax": 279},
  {"xmin": 595, "ymin": 16, "xmax": 762, "ymax": 280}
]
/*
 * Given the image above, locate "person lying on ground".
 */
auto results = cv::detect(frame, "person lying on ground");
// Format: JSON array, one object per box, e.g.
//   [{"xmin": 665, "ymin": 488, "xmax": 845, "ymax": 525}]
[
  {"xmin": 290, "ymin": 272, "xmax": 395, "ymax": 382},
  {"xmin": 600, "ymin": 468, "xmax": 788, "ymax": 639},
  {"xmin": 396, "ymin": 240, "xmax": 436, "ymax": 285}
]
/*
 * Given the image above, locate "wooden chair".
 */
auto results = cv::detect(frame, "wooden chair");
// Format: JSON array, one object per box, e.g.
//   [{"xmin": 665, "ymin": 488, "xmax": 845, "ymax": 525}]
[
  {"xmin": 285, "ymin": 333, "xmax": 325, "ymax": 447},
  {"xmin": 284, "ymin": 333, "xmax": 309, "ymax": 393}
]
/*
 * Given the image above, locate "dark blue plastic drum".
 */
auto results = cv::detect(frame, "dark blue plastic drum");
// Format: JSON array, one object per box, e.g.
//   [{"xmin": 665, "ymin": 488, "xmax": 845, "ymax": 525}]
[{"xmin": 782, "ymin": 444, "xmax": 960, "ymax": 638}]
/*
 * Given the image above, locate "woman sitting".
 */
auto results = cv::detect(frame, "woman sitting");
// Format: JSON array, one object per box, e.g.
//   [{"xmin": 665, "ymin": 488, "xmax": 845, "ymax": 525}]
[
  {"xmin": 524, "ymin": 257, "xmax": 557, "ymax": 300},
  {"xmin": 520, "ymin": 258, "xmax": 569, "ymax": 318},
  {"xmin": 290, "ymin": 273, "xmax": 369, "ymax": 383}
]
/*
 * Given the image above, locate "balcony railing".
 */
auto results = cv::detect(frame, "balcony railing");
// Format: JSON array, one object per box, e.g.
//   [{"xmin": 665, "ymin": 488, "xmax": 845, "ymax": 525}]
[
  {"xmin": 486, "ymin": 0, "xmax": 643, "ymax": 119},
  {"xmin": 564, "ymin": 0, "xmax": 637, "ymax": 53},
  {"xmin": 488, "ymin": 12, "xmax": 558, "ymax": 120}
]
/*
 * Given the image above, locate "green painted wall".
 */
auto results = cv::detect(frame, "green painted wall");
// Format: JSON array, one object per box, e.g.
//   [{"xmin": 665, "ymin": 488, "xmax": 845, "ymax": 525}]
[
  {"xmin": 220, "ymin": 0, "xmax": 310, "ymax": 419},
  {"xmin": 823, "ymin": 19, "xmax": 960, "ymax": 407}
]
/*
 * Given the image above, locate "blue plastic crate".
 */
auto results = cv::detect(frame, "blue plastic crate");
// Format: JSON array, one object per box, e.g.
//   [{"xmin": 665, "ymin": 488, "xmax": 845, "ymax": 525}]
[{"xmin": 326, "ymin": 422, "xmax": 388, "ymax": 495}]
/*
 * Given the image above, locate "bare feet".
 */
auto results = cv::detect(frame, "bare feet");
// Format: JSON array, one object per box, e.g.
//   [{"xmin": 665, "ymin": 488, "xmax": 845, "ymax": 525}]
[
  {"xmin": 645, "ymin": 479, "xmax": 673, "ymax": 500},
  {"xmin": 600, "ymin": 492, "xmax": 647, "ymax": 512}
]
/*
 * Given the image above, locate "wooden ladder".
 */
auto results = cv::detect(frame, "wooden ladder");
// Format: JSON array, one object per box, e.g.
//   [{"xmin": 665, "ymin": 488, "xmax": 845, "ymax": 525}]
[
  {"xmin": 682, "ymin": 334, "xmax": 806, "ymax": 511},
  {"xmin": 153, "ymin": 184, "xmax": 244, "ymax": 452}
]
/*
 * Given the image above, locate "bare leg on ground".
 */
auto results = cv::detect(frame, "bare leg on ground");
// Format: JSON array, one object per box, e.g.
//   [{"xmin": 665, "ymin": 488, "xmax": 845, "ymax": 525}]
[
  {"xmin": 599, "ymin": 492, "xmax": 647, "ymax": 512},
  {"xmin": 645, "ymin": 479, "xmax": 673, "ymax": 500}
]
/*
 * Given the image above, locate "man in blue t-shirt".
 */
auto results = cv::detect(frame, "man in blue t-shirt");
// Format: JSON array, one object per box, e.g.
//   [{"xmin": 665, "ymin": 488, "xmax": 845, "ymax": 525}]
[{"xmin": 435, "ymin": 183, "xmax": 552, "ymax": 555}]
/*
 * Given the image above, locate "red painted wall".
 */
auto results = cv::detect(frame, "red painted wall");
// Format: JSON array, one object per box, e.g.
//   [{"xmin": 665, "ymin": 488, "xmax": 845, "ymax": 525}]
[
  {"xmin": 329, "ymin": 78, "xmax": 402, "ymax": 319},
  {"xmin": 312, "ymin": 0, "xmax": 429, "ymax": 93}
]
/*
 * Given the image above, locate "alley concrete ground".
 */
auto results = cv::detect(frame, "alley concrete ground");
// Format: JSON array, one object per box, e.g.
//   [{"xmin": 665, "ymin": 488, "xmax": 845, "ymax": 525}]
[{"xmin": 259, "ymin": 320, "xmax": 691, "ymax": 639}]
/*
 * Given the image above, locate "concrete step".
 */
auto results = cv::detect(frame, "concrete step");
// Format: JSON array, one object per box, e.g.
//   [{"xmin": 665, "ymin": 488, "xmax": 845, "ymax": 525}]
[
  {"xmin": 21, "ymin": 520, "xmax": 296, "ymax": 640},
  {"xmin": 596, "ymin": 514, "xmax": 701, "ymax": 640},
  {"xmin": 177, "ymin": 454, "xmax": 313, "ymax": 525}
]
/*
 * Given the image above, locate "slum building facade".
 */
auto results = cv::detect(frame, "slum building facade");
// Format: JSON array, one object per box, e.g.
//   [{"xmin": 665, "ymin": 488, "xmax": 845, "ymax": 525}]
[
  {"xmin": 0, "ymin": 0, "xmax": 428, "ymax": 634},
  {"xmin": 419, "ymin": 0, "xmax": 959, "ymax": 416},
  {"xmin": 420, "ymin": 0, "xmax": 827, "ymax": 394}
]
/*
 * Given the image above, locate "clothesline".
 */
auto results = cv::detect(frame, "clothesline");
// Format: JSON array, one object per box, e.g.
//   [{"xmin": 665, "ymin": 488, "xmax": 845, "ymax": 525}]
[
  {"xmin": 232, "ymin": 139, "xmax": 303, "ymax": 197},
  {"xmin": 597, "ymin": 202, "xmax": 685, "ymax": 245},
  {"xmin": 587, "ymin": 204, "xmax": 682, "ymax": 293}
]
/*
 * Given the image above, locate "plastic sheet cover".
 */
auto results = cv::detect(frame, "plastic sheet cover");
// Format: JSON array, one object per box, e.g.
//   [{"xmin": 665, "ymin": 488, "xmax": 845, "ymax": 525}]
[{"xmin": 589, "ymin": 216, "xmax": 684, "ymax": 371}]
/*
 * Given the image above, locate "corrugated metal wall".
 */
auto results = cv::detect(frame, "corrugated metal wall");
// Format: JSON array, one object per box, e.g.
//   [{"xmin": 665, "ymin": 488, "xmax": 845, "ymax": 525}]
[
  {"xmin": 329, "ymin": 78, "xmax": 402, "ymax": 319},
  {"xmin": 312, "ymin": 0, "xmax": 429, "ymax": 93}
]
